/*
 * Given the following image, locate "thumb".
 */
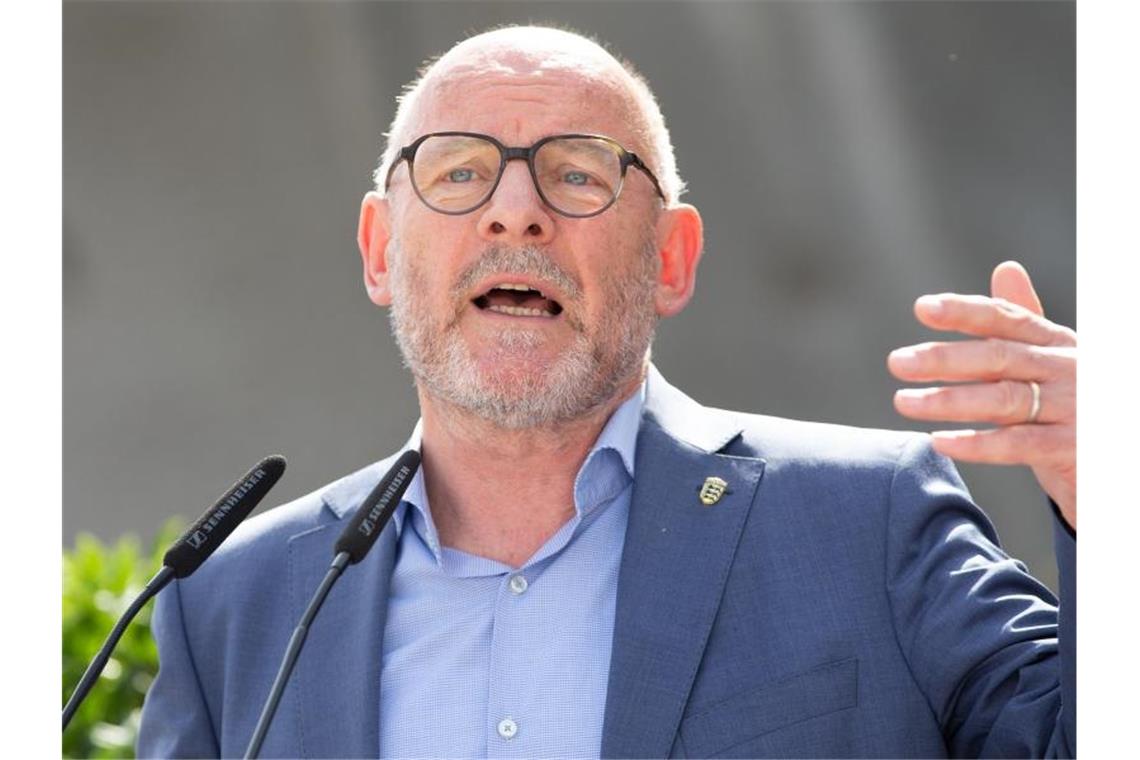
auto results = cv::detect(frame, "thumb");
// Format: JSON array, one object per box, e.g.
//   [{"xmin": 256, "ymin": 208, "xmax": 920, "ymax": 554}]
[{"xmin": 991, "ymin": 260, "xmax": 1044, "ymax": 316}]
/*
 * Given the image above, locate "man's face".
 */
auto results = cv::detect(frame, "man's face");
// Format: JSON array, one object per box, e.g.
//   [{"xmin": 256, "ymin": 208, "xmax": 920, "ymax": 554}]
[{"xmin": 380, "ymin": 65, "xmax": 665, "ymax": 429}]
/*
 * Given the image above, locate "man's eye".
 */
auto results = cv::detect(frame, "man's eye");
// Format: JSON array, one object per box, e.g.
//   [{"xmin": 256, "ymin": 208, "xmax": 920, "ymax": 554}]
[
  {"xmin": 563, "ymin": 170, "xmax": 591, "ymax": 186},
  {"xmin": 446, "ymin": 168, "xmax": 476, "ymax": 182}
]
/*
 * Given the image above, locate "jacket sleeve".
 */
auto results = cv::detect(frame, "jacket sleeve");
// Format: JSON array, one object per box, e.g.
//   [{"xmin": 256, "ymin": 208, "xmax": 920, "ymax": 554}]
[
  {"xmin": 885, "ymin": 436, "xmax": 1075, "ymax": 758},
  {"xmin": 136, "ymin": 577, "xmax": 220, "ymax": 759}
]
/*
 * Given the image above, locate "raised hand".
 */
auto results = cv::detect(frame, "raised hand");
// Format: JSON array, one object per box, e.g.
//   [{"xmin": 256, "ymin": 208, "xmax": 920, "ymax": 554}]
[{"xmin": 887, "ymin": 261, "xmax": 1076, "ymax": 529}]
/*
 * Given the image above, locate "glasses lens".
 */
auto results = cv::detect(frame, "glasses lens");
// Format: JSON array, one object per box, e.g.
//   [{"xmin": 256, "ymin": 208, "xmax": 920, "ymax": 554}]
[
  {"xmin": 534, "ymin": 137, "xmax": 623, "ymax": 216},
  {"xmin": 411, "ymin": 135, "xmax": 502, "ymax": 213}
]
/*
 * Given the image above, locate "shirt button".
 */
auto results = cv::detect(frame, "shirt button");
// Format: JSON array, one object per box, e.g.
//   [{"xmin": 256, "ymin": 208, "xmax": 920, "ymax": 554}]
[
  {"xmin": 508, "ymin": 574, "xmax": 528, "ymax": 595},
  {"xmin": 497, "ymin": 717, "xmax": 518, "ymax": 740}
]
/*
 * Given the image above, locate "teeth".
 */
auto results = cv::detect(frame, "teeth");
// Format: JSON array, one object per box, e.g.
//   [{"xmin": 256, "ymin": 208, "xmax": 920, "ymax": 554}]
[
  {"xmin": 493, "ymin": 282, "xmax": 545, "ymax": 296},
  {"xmin": 486, "ymin": 304, "xmax": 554, "ymax": 318}
]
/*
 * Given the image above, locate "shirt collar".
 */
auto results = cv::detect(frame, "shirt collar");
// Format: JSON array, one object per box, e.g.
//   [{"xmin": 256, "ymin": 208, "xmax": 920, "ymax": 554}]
[
  {"xmin": 570, "ymin": 380, "xmax": 643, "ymax": 515},
  {"xmin": 590, "ymin": 379, "xmax": 644, "ymax": 478},
  {"xmin": 392, "ymin": 420, "xmax": 430, "ymax": 544},
  {"xmin": 392, "ymin": 377, "xmax": 647, "ymax": 552}
]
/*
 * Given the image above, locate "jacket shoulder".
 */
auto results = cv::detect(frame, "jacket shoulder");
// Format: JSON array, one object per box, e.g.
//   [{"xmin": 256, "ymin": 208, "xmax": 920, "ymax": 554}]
[
  {"xmin": 716, "ymin": 406, "xmax": 928, "ymax": 471},
  {"xmin": 644, "ymin": 366, "xmax": 927, "ymax": 472}
]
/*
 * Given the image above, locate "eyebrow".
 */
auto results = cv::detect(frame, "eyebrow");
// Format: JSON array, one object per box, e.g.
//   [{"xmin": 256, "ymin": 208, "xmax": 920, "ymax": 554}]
[
  {"xmin": 420, "ymin": 136, "xmax": 496, "ymax": 159},
  {"xmin": 542, "ymin": 138, "xmax": 614, "ymax": 159}
]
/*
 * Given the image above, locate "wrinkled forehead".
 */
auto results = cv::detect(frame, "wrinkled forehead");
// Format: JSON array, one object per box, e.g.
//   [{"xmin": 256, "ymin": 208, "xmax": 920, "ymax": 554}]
[{"xmin": 408, "ymin": 40, "xmax": 647, "ymax": 143}]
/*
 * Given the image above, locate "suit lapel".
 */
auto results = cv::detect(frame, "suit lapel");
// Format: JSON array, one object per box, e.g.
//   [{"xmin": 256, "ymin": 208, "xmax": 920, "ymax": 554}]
[
  {"xmin": 271, "ymin": 372, "xmax": 758, "ymax": 759},
  {"xmin": 601, "ymin": 369, "xmax": 766, "ymax": 758},
  {"xmin": 284, "ymin": 466, "xmax": 400, "ymax": 759}
]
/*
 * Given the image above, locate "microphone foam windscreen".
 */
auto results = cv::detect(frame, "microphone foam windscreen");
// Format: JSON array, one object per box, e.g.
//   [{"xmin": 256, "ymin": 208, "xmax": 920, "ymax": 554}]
[
  {"xmin": 335, "ymin": 450, "xmax": 421, "ymax": 564},
  {"xmin": 163, "ymin": 455, "xmax": 287, "ymax": 578}
]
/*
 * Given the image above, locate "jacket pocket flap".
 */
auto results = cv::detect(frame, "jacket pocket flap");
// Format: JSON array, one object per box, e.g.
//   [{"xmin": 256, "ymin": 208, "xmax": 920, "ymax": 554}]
[{"xmin": 680, "ymin": 657, "xmax": 858, "ymax": 757}]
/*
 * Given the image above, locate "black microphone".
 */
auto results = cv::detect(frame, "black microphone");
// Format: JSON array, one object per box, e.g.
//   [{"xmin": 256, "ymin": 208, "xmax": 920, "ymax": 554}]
[
  {"xmin": 164, "ymin": 455, "xmax": 287, "ymax": 577},
  {"xmin": 335, "ymin": 449, "xmax": 421, "ymax": 563},
  {"xmin": 244, "ymin": 449, "xmax": 420, "ymax": 760},
  {"xmin": 63, "ymin": 455, "xmax": 287, "ymax": 731}
]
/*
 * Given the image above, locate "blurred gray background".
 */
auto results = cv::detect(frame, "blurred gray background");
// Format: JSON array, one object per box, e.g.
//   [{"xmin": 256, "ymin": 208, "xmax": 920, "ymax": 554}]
[{"xmin": 64, "ymin": 1, "xmax": 1074, "ymax": 591}]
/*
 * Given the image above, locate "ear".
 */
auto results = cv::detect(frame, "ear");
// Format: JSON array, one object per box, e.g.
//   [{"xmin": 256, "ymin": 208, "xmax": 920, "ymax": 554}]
[
  {"xmin": 653, "ymin": 203, "xmax": 704, "ymax": 317},
  {"xmin": 357, "ymin": 191, "xmax": 393, "ymax": 306}
]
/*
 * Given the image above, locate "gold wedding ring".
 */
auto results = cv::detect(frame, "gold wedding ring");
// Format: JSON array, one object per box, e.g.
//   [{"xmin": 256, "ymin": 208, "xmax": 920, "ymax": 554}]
[{"xmin": 1027, "ymin": 380, "xmax": 1042, "ymax": 423}]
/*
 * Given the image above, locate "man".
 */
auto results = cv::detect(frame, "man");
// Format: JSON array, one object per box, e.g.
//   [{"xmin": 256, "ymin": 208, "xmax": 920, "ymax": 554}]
[{"xmin": 138, "ymin": 26, "xmax": 1075, "ymax": 758}]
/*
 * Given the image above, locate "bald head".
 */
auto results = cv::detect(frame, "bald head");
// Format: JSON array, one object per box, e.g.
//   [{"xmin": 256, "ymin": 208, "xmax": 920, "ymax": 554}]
[
  {"xmin": 374, "ymin": 26, "xmax": 686, "ymax": 204},
  {"xmin": 430, "ymin": 26, "xmax": 624, "ymax": 82}
]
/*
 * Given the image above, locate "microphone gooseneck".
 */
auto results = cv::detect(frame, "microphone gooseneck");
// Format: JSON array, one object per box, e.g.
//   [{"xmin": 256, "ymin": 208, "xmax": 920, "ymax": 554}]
[
  {"xmin": 244, "ymin": 450, "xmax": 420, "ymax": 760},
  {"xmin": 62, "ymin": 565, "xmax": 174, "ymax": 730},
  {"xmin": 63, "ymin": 455, "xmax": 287, "ymax": 731}
]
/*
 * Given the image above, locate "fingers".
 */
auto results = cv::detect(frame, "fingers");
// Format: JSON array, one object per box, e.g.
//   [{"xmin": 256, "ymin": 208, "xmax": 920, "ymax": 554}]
[
  {"xmin": 912, "ymin": 293, "xmax": 1074, "ymax": 347},
  {"xmin": 929, "ymin": 424, "xmax": 1074, "ymax": 467},
  {"xmin": 894, "ymin": 381, "xmax": 1057, "ymax": 425},
  {"xmin": 990, "ymin": 260, "xmax": 1044, "ymax": 316},
  {"xmin": 888, "ymin": 340, "xmax": 1073, "ymax": 383},
  {"xmin": 890, "ymin": 263, "xmax": 1076, "ymax": 519}
]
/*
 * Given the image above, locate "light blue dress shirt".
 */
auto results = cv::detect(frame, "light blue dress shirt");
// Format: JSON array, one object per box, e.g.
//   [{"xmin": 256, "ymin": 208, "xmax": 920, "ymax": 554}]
[{"xmin": 378, "ymin": 381, "xmax": 645, "ymax": 759}]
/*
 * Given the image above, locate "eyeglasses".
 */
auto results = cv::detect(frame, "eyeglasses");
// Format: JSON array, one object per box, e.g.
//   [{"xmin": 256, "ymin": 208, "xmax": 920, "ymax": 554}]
[{"xmin": 383, "ymin": 131, "xmax": 667, "ymax": 218}]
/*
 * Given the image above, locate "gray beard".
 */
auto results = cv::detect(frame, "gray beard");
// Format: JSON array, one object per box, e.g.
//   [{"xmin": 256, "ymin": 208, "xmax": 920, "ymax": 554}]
[{"xmin": 387, "ymin": 239, "xmax": 658, "ymax": 430}]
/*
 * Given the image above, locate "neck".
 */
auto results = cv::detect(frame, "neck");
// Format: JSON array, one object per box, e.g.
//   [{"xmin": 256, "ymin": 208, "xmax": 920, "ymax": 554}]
[{"xmin": 414, "ymin": 370, "xmax": 643, "ymax": 568}]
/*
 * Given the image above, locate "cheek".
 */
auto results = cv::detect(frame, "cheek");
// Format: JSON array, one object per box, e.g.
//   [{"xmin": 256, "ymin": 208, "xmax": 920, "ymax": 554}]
[
  {"xmin": 581, "ymin": 256, "xmax": 654, "ymax": 322},
  {"xmin": 394, "ymin": 192, "xmax": 470, "ymax": 246},
  {"xmin": 393, "ymin": 219, "xmax": 469, "ymax": 287}
]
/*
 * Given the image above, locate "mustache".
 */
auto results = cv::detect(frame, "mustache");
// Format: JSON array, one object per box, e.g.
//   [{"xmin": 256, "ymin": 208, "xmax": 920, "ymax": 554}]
[{"xmin": 450, "ymin": 245, "xmax": 583, "ymax": 301}]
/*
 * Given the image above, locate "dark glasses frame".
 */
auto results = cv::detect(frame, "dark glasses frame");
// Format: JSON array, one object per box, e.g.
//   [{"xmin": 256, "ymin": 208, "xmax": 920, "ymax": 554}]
[{"xmin": 383, "ymin": 131, "xmax": 667, "ymax": 218}]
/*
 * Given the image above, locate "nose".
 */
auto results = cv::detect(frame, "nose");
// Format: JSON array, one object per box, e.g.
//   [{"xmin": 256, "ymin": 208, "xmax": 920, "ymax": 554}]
[{"xmin": 476, "ymin": 160, "xmax": 556, "ymax": 245}]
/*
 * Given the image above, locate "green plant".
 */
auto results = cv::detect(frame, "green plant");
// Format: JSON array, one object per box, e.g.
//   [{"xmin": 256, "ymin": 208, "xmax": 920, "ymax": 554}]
[{"xmin": 62, "ymin": 519, "xmax": 184, "ymax": 759}]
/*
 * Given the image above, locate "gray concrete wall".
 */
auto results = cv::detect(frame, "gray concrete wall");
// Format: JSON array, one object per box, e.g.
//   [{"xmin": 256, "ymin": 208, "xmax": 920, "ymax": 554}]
[{"xmin": 64, "ymin": 1, "xmax": 1074, "ymax": 591}]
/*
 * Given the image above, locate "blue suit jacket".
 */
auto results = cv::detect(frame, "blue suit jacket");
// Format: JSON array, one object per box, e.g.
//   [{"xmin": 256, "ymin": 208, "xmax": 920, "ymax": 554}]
[{"xmin": 137, "ymin": 367, "xmax": 1075, "ymax": 758}]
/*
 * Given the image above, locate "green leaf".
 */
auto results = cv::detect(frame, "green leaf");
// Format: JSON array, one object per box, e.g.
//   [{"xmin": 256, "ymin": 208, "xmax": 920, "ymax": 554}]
[{"xmin": 63, "ymin": 522, "xmax": 184, "ymax": 759}]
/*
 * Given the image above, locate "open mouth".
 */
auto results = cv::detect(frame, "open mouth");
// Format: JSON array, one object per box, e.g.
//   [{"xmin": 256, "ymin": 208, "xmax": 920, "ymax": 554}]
[{"xmin": 472, "ymin": 283, "xmax": 564, "ymax": 318}]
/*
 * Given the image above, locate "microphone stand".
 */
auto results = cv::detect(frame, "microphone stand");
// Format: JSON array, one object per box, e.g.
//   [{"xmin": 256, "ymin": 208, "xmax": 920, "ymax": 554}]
[
  {"xmin": 243, "ymin": 552, "xmax": 350, "ymax": 759},
  {"xmin": 62, "ymin": 566, "xmax": 175, "ymax": 729},
  {"xmin": 62, "ymin": 455, "xmax": 286, "ymax": 733},
  {"xmin": 243, "ymin": 449, "xmax": 419, "ymax": 760}
]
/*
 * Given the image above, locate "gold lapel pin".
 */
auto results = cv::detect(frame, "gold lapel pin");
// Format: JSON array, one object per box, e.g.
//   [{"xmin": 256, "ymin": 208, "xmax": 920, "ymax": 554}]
[{"xmin": 699, "ymin": 476, "xmax": 729, "ymax": 506}]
